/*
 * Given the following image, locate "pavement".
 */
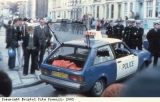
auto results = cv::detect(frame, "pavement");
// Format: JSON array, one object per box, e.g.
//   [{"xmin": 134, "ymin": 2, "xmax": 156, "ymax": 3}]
[
  {"xmin": 0, "ymin": 27, "xmax": 43, "ymax": 90},
  {"xmin": 0, "ymin": 26, "xmax": 151, "ymax": 90}
]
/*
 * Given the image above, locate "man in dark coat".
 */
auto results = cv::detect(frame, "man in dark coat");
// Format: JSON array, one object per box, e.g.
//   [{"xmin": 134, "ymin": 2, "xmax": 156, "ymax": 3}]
[
  {"xmin": 8, "ymin": 19, "xmax": 19, "ymax": 70},
  {"xmin": 20, "ymin": 18, "xmax": 29, "ymax": 66},
  {"xmin": 131, "ymin": 20, "xmax": 144, "ymax": 50},
  {"xmin": 106, "ymin": 20, "xmax": 115, "ymax": 38},
  {"xmin": 23, "ymin": 26, "xmax": 39, "ymax": 76},
  {"xmin": 114, "ymin": 19, "xmax": 124, "ymax": 40},
  {"xmin": 147, "ymin": 21, "xmax": 160, "ymax": 66},
  {"xmin": 3, "ymin": 20, "xmax": 12, "ymax": 48},
  {"xmin": 22, "ymin": 17, "xmax": 28, "ymax": 40},
  {"xmin": 34, "ymin": 18, "xmax": 51, "ymax": 70},
  {"xmin": 123, "ymin": 19, "xmax": 135, "ymax": 48}
]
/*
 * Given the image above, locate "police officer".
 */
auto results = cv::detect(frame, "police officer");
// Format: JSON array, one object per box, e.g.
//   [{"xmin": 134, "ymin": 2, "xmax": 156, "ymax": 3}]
[
  {"xmin": 123, "ymin": 19, "xmax": 135, "ymax": 48},
  {"xmin": 106, "ymin": 20, "xmax": 115, "ymax": 38},
  {"xmin": 114, "ymin": 19, "xmax": 124, "ymax": 40},
  {"xmin": 147, "ymin": 21, "xmax": 160, "ymax": 66},
  {"xmin": 131, "ymin": 20, "xmax": 144, "ymax": 50}
]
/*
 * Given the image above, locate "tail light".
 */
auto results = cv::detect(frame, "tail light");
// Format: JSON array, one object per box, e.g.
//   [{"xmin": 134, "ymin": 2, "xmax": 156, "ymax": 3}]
[
  {"xmin": 70, "ymin": 75, "xmax": 84, "ymax": 82},
  {"xmin": 40, "ymin": 68, "xmax": 50, "ymax": 75}
]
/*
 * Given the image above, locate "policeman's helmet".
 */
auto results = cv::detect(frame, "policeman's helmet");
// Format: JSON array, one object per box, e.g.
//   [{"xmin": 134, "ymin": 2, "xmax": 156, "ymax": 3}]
[
  {"xmin": 127, "ymin": 19, "xmax": 135, "ymax": 23},
  {"xmin": 117, "ymin": 19, "xmax": 122, "ymax": 22},
  {"xmin": 153, "ymin": 20, "xmax": 160, "ymax": 25},
  {"xmin": 136, "ymin": 20, "xmax": 142, "ymax": 24}
]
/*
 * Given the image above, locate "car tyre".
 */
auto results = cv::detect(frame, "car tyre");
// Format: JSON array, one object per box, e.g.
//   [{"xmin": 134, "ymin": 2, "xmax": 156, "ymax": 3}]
[
  {"xmin": 89, "ymin": 78, "xmax": 105, "ymax": 97},
  {"xmin": 139, "ymin": 63, "xmax": 147, "ymax": 72}
]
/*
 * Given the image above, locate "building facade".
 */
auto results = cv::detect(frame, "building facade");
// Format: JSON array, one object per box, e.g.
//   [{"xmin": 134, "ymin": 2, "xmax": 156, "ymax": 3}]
[
  {"xmin": 17, "ymin": 0, "xmax": 28, "ymax": 18},
  {"xmin": 50, "ymin": 0, "xmax": 160, "ymax": 27},
  {"xmin": 27, "ymin": 0, "xmax": 36, "ymax": 19},
  {"xmin": 36, "ymin": 0, "xmax": 48, "ymax": 18}
]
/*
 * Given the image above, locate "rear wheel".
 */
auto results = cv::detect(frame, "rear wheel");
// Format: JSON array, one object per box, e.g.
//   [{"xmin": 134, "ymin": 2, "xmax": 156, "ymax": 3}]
[{"xmin": 89, "ymin": 79, "xmax": 105, "ymax": 97}]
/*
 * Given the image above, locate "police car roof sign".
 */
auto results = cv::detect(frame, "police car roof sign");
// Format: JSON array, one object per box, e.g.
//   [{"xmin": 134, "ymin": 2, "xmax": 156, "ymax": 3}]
[{"xmin": 85, "ymin": 30, "xmax": 103, "ymax": 40}]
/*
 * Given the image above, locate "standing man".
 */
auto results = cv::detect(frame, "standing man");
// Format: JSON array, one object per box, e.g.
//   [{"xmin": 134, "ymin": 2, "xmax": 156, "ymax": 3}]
[
  {"xmin": 147, "ymin": 21, "xmax": 160, "ymax": 66},
  {"xmin": 123, "ymin": 19, "xmax": 135, "ymax": 48},
  {"xmin": 21, "ymin": 18, "xmax": 28, "ymax": 66},
  {"xmin": 8, "ymin": 19, "xmax": 19, "ymax": 70},
  {"xmin": 34, "ymin": 18, "xmax": 51, "ymax": 70},
  {"xmin": 96, "ymin": 19, "xmax": 101, "ymax": 31},
  {"xmin": 23, "ymin": 26, "xmax": 39, "ymax": 76},
  {"xmin": 22, "ymin": 18, "xmax": 28, "ymax": 40},
  {"xmin": 114, "ymin": 19, "xmax": 124, "ymax": 40},
  {"xmin": 16, "ymin": 18, "xmax": 23, "ymax": 68},
  {"xmin": 106, "ymin": 20, "xmax": 115, "ymax": 38},
  {"xmin": 131, "ymin": 20, "xmax": 144, "ymax": 50}
]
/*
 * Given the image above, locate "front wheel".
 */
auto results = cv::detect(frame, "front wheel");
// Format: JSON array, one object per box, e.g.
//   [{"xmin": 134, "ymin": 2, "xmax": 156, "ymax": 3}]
[
  {"xmin": 89, "ymin": 79, "xmax": 105, "ymax": 97},
  {"xmin": 138, "ymin": 62, "xmax": 147, "ymax": 72}
]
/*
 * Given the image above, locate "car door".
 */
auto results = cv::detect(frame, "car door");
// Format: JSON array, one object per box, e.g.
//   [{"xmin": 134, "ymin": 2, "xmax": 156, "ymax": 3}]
[
  {"xmin": 90, "ymin": 45, "xmax": 117, "ymax": 84},
  {"xmin": 112, "ymin": 43, "xmax": 138, "ymax": 80}
]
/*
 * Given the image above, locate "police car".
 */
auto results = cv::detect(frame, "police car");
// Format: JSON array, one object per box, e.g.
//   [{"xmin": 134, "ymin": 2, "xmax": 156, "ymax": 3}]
[{"xmin": 39, "ymin": 30, "xmax": 152, "ymax": 97}]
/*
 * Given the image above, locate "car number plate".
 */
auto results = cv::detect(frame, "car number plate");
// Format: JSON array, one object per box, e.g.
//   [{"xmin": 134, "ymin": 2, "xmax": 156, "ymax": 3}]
[{"xmin": 52, "ymin": 71, "xmax": 68, "ymax": 79}]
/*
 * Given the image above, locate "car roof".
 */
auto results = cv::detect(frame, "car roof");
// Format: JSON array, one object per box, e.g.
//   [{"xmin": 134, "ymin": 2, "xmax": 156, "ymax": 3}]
[{"xmin": 63, "ymin": 38, "xmax": 122, "ymax": 48}]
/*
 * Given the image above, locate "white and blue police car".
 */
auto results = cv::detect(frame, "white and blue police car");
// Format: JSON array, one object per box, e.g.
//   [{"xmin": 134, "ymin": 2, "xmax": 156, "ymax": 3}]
[{"xmin": 40, "ymin": 30, "xmax": 152, "ymax": 97}]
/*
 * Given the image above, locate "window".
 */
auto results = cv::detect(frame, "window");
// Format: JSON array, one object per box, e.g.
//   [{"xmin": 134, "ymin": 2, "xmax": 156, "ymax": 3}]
[
  {"xmin": 112, "ymin": 43, "xmax": 132, "ymax": 59},
  {"xmin": 156, "ymin": 0, "xmax": 160, "ymax": 17},
  {"xmin": 94, "ymin": 45, "xmax": 114, "ymax": 65},
  {"xmin": 118, "ymin": 4, "xmax": 121, "ymax": 18},
  {"xmin": 47, "ymin": 46, "xmax": 90, "ymax": 68},
  {"xmin": 146, "ymin": 1, "xmax": 153, "ymax": 18},
  {"xmin": 64, "ymin": 11, "xmax": 66, "ymax": 18},
  {"xmin": 111, "ymin": 4, "xmax": 114, "ymax": 18},
  {"xmin": 130, "ymin": 2, "xmax": 133, "ymax": 11},
  {"xmin": 97, "ymin": 6, "xmax": 99, "ymax": 18},
  {"xmin": 124, "ymin": 3, "xmax": 127, "ymax": 15},
  {"xmin": 86, "ymin": 7, "xmax": 88, "ymax": 13},
  {"xmin": 93, "ymin": 6, "xmax": 95, "ymax": 17},
  {"xmin": 106, "ymin": 4, "xmax": 109, "ymax": 19}
]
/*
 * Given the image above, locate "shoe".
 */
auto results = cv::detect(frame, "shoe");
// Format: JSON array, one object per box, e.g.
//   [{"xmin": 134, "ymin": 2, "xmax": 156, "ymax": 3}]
[
  {"xmin": 30, "ymin": 72, "xmax": 35, "ymax": 75},
  {"xmin": 23, "ymin": 74, "xmax": 27, "ymax": 76},
  {"xmin": 35, "ymin": 68, "xmax": 40, "ymax": 71},
  {"xmin": 9, "ymin": 68, "xmax": 19, "ymax": 71}
]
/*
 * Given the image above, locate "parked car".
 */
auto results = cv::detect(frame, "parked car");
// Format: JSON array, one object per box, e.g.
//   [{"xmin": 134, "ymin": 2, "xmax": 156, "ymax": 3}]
[{"xmin": 39, "ymin": 30, "xmax": 152, "ymax": 96}]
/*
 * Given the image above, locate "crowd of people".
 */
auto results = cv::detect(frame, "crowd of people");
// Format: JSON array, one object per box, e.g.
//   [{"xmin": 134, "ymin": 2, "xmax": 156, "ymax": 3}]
[
  {"xmin": 0, "ymin": 14, "xmax": 160, "ymax": 97},
  {"xmin": 3, "ymin": 17, "xmax": 55, "ymax": 76},
  {"xmin": 89, "ymin": 17, "xmax": 160, "ymax": 66}
]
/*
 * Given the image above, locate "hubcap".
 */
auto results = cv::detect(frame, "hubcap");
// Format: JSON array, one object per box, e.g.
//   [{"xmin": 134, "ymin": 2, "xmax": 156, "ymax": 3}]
[{"xmin": 94, "ymin": 80, "xmax": 104, "ymax": 95}]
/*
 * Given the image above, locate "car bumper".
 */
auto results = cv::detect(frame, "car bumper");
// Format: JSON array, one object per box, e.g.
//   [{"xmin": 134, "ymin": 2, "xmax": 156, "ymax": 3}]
[{"xmin": 40, "ymin": 75, "xmax": 88, "ymax": 92}]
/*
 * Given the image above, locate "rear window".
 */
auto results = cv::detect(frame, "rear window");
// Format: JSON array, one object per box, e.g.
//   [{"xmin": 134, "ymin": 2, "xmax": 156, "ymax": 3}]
[{"xmin": 46, "ymin": 46, "xmax": 90, "ymax": 70}]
